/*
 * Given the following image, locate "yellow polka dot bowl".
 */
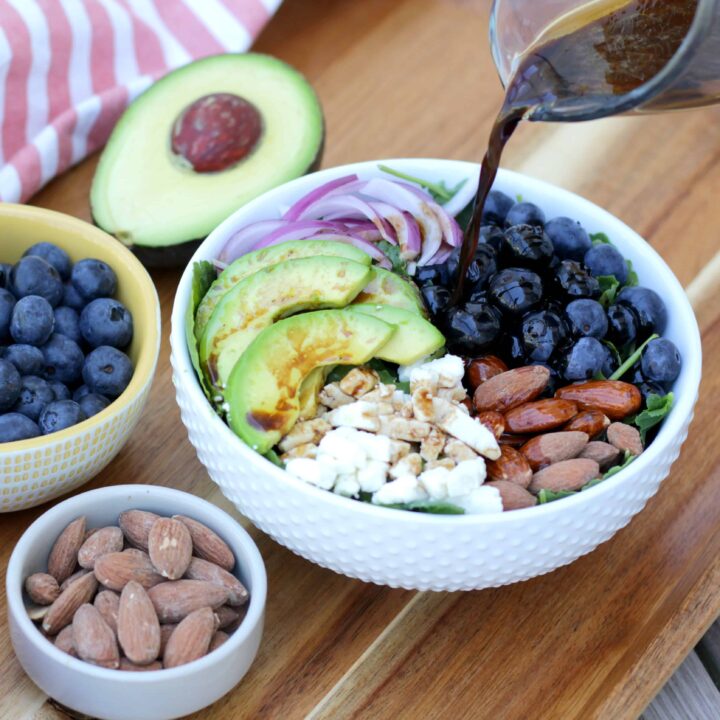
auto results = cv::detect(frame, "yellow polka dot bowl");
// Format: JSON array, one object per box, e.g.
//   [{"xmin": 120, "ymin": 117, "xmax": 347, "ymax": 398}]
[{"xmin": 1, "ymin": 205, "xmax": 161, "ymax": 512}]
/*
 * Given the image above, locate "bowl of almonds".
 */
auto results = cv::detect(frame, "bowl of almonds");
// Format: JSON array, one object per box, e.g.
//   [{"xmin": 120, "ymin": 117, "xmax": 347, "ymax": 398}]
[{"xmin": 5, "ymin": 484, "xmax": 266, "ymax": 720}]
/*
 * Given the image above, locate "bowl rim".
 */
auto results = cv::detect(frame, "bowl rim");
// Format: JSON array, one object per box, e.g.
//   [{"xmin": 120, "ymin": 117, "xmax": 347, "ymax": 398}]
[
  {"xmin": 0, "ymin": 204, "xmax": 161, "ymax": 454},
  {"xmin": 6, "ymin": 484, "xmax": 267, "ymax": 682},
  {"xmin": 170, "ymin": 157, "xmax": 702, "ymax": 525}
]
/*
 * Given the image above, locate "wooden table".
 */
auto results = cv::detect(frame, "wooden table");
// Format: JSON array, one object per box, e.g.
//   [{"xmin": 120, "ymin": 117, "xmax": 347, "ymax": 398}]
[{"xmin": 2, "ymin": 1, "xmax": 720, "ymax": 718}]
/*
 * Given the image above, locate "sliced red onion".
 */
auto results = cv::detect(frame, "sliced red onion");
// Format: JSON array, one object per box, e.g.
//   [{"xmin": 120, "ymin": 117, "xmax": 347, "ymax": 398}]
[
  {"xmin": 442, "ymin": 175, "xmax": 478, "ymax": 217},
  {"xmin": 247, "ymin": 220, "xmax": 343, "ymax": 249},
  {"xmin": 283, "ymin": 174, "xmax": 358, "ymax": 221},
  {"xmin": 368, "ymin": 203, "xmax": 421, "ymax": 261},
  {"xmin": 218, "ymin": 220, "xmax": 290, "ymax": 263},
  {"xmin": 424, "ymin": 243, "xmax": 454, "ymax": 266}
]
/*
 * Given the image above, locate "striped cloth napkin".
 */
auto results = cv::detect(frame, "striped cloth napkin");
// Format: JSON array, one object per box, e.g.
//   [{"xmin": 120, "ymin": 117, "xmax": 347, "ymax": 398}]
[{"xmin": 0, "ymin": 0, "xmax": 281, "ymax": 204}]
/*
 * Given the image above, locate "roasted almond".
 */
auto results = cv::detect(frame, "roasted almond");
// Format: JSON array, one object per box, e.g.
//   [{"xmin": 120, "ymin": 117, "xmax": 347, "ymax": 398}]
[
  {"xmin": 505, "ymin": 399, "xmax": 578, "ymax": 434},
  {"xmin": 43, "ymin": 571, "xmax": 98, "ymax": 635},
  {"xmin": 606, "ymin": 422, "xmax": 644, "ymax": 456},
  {"xmin": 564, "ymin": 409, "xmax": 610, "ymax": 438},
  {"xmin": 148, "ymin": 580, "xmax": 229, "ymax": 623},
  {"xmin": 498, "ymin": 433, "xmax": 526, "ymax": 447},
  {"xmin": 119, "ymin": 658, "xmax": 163, "ymax": 672},
  {"xmin": 173, "ymin": 515, "xmax": 235, "ymax": 571},
  {"xmin": 159, "ymin": 623, "xmax": 178, "ymax": 658},
  {"xmin": 520, "ymin": 431, "xmax": 589, "ymax": 471},
  {"xmin": 148, "ymin": 518, "xmax": 193, "ymax": 580},
  {"xmin": 117, "ymin": 581, "xmax": 161, "ymax": 665},
  {"xmin": 473, "ymin": 365, "xmax": 549, "ymax": 413},
  {"xmin": 47, "ymin": 516, "xmax": 86, "ymax": 584},
  {"xmin": 72, "ymin": 604, "xmax": 120, "ymax": 669},
  {"xmin": 118, "ymin": 510, "xmax": 161, "ymax": 551},
  {"xmin": 209, "ymin": 631, "xmax": 230, "ymax": 652},
  {"xmin": 25, "ymin": 573, "xmax": 60, "ymax": 606},
  {"xmin": 529, "ymin": 458, "xmax": 601, "ymax": 493},
  {"xmin": 555, "ymin": 380, "xmax": 641, "ymax": 420},
  {"xmin": 54, "ymin": 624, "xmax": 77, "ymax": 657},
  {"xmin": 184, "ymin": 557, "xmax": 248, "ymax": 607},
  {"xmin": 60, "ymin": 569, "xmax": 90, "ymax": 591},
  {"xmin": 477, "ymin": 411, "xmax": 505, "ymax": 440},
  {"xmin": 163, "ymin": 607, "xmax": 217, "ymax": 669},
  {"xmin": 485, "ymin": 446, "xmax": 532, "ymax": 488},
  {"xmin": 486, "ymin": 480, "xmax": 537, "ymax": 510},
  {"xmin": 214, "ymin": 605, "xmax": 241, "ymax": 630},
  {"xmin": 78, "ymin": 526, "xmax": 124, "ymax": 569},
  {"xmin": 579, "ymin": 441, "xmax": 622, "ymax": 470},
  {"xmin": 94, "ymin": 590, "xmax": 120, "ymax": 635},
  {"xmin": 464, "ymin": 355, "xmax": 508, "ymax": 392},
  {"xmin": 27, "ymin": 603, "xmax": 50, "ymax": 622},
  {"xmin": 94, "ymin": 550, "xmax": 165, "ymax": 591}
]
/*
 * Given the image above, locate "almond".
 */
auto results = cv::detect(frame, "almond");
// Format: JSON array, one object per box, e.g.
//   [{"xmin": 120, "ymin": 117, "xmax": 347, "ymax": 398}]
[
  {"xmin": 60, "ymin": 569, "xmax": 90, "ymax": 591},
  {"xmin": 148, "ymin": 518, "xmax": 193, "ymax": 580},
  {"xmin": 520, "ymin": 431, "xmax": 589, "ymax": 471},
  {"xmin": 184, "ymin": 557, "xmax": 248, "ymax": 607},
  {"xmin": 464, "ymin": 355, "xmax": 508, "ymax": 392},
  {"xmin": 486, "ymin": 480, "xmax": 537, "ymax": 510},
  {"xmin": 119, "ymin": 658, "xmax": 163, "ymax": 672},
  {"xmin": 159, "ymin": 623, "xmax": 178, "ymax": 658},
  {"xmin": 473, "ymin": 365, "xmax": 549, "ymax": 413},
  {"xmin": 54, "ymin": 624, "xmax": 77, "ymax": 657},
  {"xmin": 94, "ymin": 550, "xmax": 165, "ymax": 591},
  {"xmin": 529, "ymin": 458, "xmax": 601, "ymax": 493},
  {"xmin": 505, "ymin": 399, "xmax": 578, "ymax": 434},
  {"xmin": 498, "ymin": 433, "xmax": 526, "ymax": 447},
  {"xmin": 27, "ymin": 604, "xmax": 50, "ymax": 622},
  {"xmin": 214, "ymin": 605, "xmax": 241, "ymax": 630},
  {"xmin": 163, "ymin": 607, "xmax": 217, "ymax": 669},
  {"xmin": 579, "ymin": 441, "xmax": 622, "ymax": 470},
  {"xmin": 118, "ymin": 510, "xmax": 161, "ymax": 551},
  {"xmin": 78, "ymin": 527, "xmax": 124, "ymax": 569},
  {"xmin": 606, "ymin": 422, "xmax": 644, "ymax": 456},
  {"xmin": 94, "ymin": 590, "xmax": 120, "ymax": 634},
  {"xmin": 555, "ymin": 380, "xmax": 642, "ymax": 420},
  {"xmin": 564, "ymin": 409, "xmax": 610, "ymax": 438},
  {"xmin": 485, "ymin": 446, "xmax": 532, "ymax": 488},
  {"xmin": 47, "ymin": 516, "xmax": 86, "ymax": 584},
  {"xmin": 25, "ymin": 573, "xmax": 60, "ymax": 605},
  {"xmin": 173, "ymin": 515, "xmax": 235, "ymax": 571},
  {"xmin": 477, "ymin": 411, "xmax": 505, "ymax": 440},
  {"xmin": 209, "ymin": 631, "xmax": 229, "ymax": 652},
  {"xmin": 117, "ymin": 581, "xmax": 161, "ymax": 665},
  {"xmin": 72, "ymin": 604, "xmax": 120, "ymax": 669},
  {"xmin": 43, "ymin": 571, "xmax": 98, "ymax": 635},
  {"xmin": 148, "ymin": 580, "xmax": 229, "ymax": 623}
]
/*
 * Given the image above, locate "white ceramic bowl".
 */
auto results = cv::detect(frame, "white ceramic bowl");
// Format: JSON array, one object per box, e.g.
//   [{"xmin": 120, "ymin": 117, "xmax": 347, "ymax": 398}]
[
  {"xmin": 6, "ymin": 484, "xmax": 267, "ymax": 720},
  {"xmin": 169, "ymin": 158, "xmax": 702, "ymax": 592}
]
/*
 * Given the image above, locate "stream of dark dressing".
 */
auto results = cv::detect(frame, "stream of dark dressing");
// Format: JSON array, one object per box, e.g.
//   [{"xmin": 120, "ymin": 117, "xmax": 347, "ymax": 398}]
[{"xmin": 453, "ymin": 0, "xmax": 697, "ymax": 302}]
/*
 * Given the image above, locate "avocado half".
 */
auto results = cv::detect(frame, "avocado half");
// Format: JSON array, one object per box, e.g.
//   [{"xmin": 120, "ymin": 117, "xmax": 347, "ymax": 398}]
[{"xmin": 90, "ymin": 54, "xmax": 324, "ymax": 268}]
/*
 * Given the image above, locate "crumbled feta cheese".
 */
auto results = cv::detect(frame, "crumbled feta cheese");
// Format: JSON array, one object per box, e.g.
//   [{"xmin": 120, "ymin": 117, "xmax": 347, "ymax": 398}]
[
  {"xmin": 420, "ymin": 426, "xmax": 445, "ymax": 461},
  {"xmin": 418, "ymin": 466, "xmax": 450, "ymax": 500},
  {"xmin": 451, "ymin": 486, "xmax": 503, "ymax": 515},
  {"xmin": 389, "ymin": 453, "xmax": 423, "ymax": 479},
  {"xmin": 434, "ymin": 400, "xmax": 500, "ymax": 459},
  {"xmin": 278, "ymin": 418, "xmax": 332, "ymax": 452},
  {"xmin": 357, "ymin": 461, "xmax": 389, "ymax": 492},
  {"xmin": 339, "ymin": 367, "xmax": 379, "ymax": 397},
  {"xmin": 444, "ymin": 439, "xmax": 477, "ymax": 463},
  {"xmin": 378, "ymin": 416, "xmax": 432, "ymax": 441},
  {"xmin": 318, "ymin": 432, "xmax": 367, "ymax": 468},
  {"xmin": 372, "ymin": 475, "xmax": 428, "ymax": 505},
  {"xmin": 446, "ymin": 458, "xmax": 485, "ymax": 497},
  {"xmin": 285, "ymin": 458, "xmax": 336, "ymax": 490},
  {"xmin": 400, "ymin": 354, "xmax": 465, "ymax": 390},
  {"xmin": 326, "ymin": 401, "xmax": 381, "ymax": 432},
  {"xmin": 334, "ymin": 474, "xmax": 361, "ymax": 497},
  {"xmin": 318, "ymin": 383, "xmax": 354, "ymax": 409},
  {"xmin": 354, "ymin": 431, "xmax": 392, "ymax": 463}
]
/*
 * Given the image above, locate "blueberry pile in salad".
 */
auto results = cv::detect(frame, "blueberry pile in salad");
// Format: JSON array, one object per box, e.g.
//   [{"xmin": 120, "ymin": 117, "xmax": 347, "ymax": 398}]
[
  {"xmin": 0, "ymin": 243, "xmax": 134, "ymax": 442},
  {"xmin": 186, "ymin": 165, "xmax": 678, "ymax": 514}
]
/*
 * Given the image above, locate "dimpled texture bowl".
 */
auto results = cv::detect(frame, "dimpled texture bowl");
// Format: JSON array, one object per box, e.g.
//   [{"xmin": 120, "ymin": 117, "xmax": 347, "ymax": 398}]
[
  {"xmin": 1, "ymin": 206, "xmax": 160, "ymax": 512},
  {"xmin": 6, "ymin": 485, "xmax": 266, "ymax": 720},
  {"xmin": 170, "ymin": 159, "xmax": 701, "ymax": 591}
]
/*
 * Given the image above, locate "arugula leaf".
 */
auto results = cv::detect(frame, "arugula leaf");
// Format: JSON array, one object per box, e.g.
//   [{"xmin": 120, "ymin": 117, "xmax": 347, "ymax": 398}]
[
  {"xmin": 609, "ymin": 333, "xmax": 659, "ymax": 380},
  {"xmin": 264, "ymin": 449, "xmax": 284, "ymax": 468},
  {"xmin": 186, "ymin": 261, "xmax": 217, "ymax": 402},
  {"xmin": 367, "ymin": 358, "xmax": 399, "ymax": 386},
  {"xmin": 603, "ymin": 450, "xmax": 637, "ymax": 479},
  {"xmin": 378, "ymin": 500, "xmax": 466, "ymax": 515},
  {"xmin": 326, "ymin": 365, "xmax": 355, "ymax": 384},
  {"xmin": 590, "ymin": 232, "xmax": 611, "ymax": 245},
  {"xmin": 378, "ymin": 164, "xmax": 468, "ymax": 204},
  {"xmin": 454, "ymin": 201, "xmax": 474, "ymax": 231},
  {"xmin": 538, "ymin": 488, "xmax": 576, "ymax": 504},
  {"xmin": 597, "ymin": 274, "xmax": 620, "ymax": 308},
  {"xmin": 625, "ymin": 259, "xmax": 639, "ymax": 287},
  {"xmin": 581, "ymin": 477, "xmax": 605, "ymax": 491},
  {"xmin": 516, "ymin": 193, "xmax": 524, "ymax": 203},
  {"xmin": 376, "ymin": 239, "xmax": 408, "ymax": 275},
  {"xmin": 634, "ymin": 392, "xmax": 674, "ymax": 443}
]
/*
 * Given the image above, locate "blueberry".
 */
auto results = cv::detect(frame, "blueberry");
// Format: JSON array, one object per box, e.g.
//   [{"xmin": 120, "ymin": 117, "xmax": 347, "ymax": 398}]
[
  {"xmin": 505, "ymin": 202, "xmax": 546, "ymax": 228},
  {"xmin": 500, "ymin": 225, "xmax": 554, "ymax": 271},
  {"xmin": 544, "ymin": 217, "xmax": 592, "ymax": 261},
  {"xmin": 415, "ymin": 264, "xmax": 449, "ymax": 288},
  {"xmin": 11, "ymin": 256, "xmax": 63, "ymax": 306},
  {"xmin": 561, "ymin": 337, "xmax": 607, "ymax": 381},
  {"xmin": 38, "ymin": 400, "xmax": 87, "ymax": 435},
  {"xmin": 78, "ymin": 392, "xmax": 110, "ymax": 418},
  {"xmin": 521, "ymin": 310, "xmax": 567, "ymax": 362},
  {"xmin": 444, "ymin": 303, "xmax": 502, "ymax": 354},
  {"xmin": 481, "ymin": 190, "xmax": 515, "ymax": 225},
  {"xmin": 49, "ymin": 381, "xmax": 71, "ymax": 400},
  {"xmin": 636, "ymin": 380, "xmax": 667, "ymax": 403},
  {"xmin": 583, "ymin": 244, "xmax": 628, "ymax": 284},
  {"xmin": 488, "ymin": 267, "xmax": 543, "ymax": 315},
  {"xmin": 498, "ymin": 332, "xmax": 527, "ymax": 367},
  {"xmin": 565, "ymin": 299, "xmax": 608, "ymax": 339},
  {"xmin": 479, "ymin": 224, "xmax": 505, "ymax": 252},
  {"xmin": 554, "ymin": 260, "xmax": 601, "ymax": 299},
  {"xmin": 53, "ymin": 306, "xmax": 82, "ymax": 345},
  {"xmin": 13, "ymin": 375, "xmax": 55, "ymax": 422},
  {"xmin": 641, "ymin": 338, "xmax": 681, "ymax": 386},
  {"xmin": 0, "ymin": 358, "xmax": 22, "ymax": 411},
  {"xmin": 463, "ymin": 245, "xmax": 498, "ymax": 296},
  {"xmin": 72, "ymin": 384, "xmax": 92, "ymax": 402},
  {"xmin": 10, "ymin": 295, "xmax": 55, "ymax": 346},
  {"xmin": 421, "ymin": 285, "xmax": 452, "ymax": 317},
  {"xmin": 0, "ymin": 413, "xmax": 40, "ymax": 442},
  {"xmin": 62, "ymin": 281, "xmax": 86, "ymax": 312},
  {"xmin": 0, "ymin": 263, "xmax": 13, "ymax": 290},
  {"xmin": 23, "ymin": 242, "xmax": 72, "ymax": 280},
  {"xmin": 82, "ymin": 346, "xmax": 133, "ymax": 397},
  {"xmin": 606, "ymin": 304, "xmax": 638, "ymax": 347},
  {"xmin": 617, "ymin": 286, "xmax": 667, "ymax": 337},
  {"xmin": 600, "ymin": 343, "xmax": 619, "ymax": 378},
  {"xmin": 41, "ymin": 333, "xmax": 84, "ymax": 385},
  {"xmin": 71, "ymin": 259, "xmax": 117, "ymax": 301},
  {"xmin": 0, "ymin": 288, "xmax": 15, "ymax": 341},
  {"xmin": 3, "ymin": 344, "xmax": 44, "ymax": 375}
]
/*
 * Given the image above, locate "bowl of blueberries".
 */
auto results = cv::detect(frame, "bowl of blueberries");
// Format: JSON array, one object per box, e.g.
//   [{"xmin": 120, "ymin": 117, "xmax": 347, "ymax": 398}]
[{"xmin": 0, "ymin": 204, "xmax": 161, "ymax": 512}]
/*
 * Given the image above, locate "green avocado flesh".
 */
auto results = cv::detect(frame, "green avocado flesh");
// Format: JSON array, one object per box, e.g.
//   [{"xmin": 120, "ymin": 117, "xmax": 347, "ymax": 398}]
[
  {"xmin": 298, "ymin": 367, "xmax": 329, "ymax": 420},
  {"xmin": 352, "ymin": 305, "xmax": 444, "ymax": 365},
  {"xmin": 226, "ymin": 309, "xmax": 394, "ymax": 453},
  {"xmin": 352, "ymin": 267, "xmax": 427, "ymax": 317},
  {"xmin": 195, "ymin": 240, "xmax": 371, "ymax": 342},
  {"xmin": 200, "ymin": 257, "xmax": 372, "ymax": 390},
  {"xmin": 187, "ymin": 261, "xmax": 217, "ymax": 401},
  {"xmin": 90, "ymin": 54, "xmax": 324, "ymax": 253}
]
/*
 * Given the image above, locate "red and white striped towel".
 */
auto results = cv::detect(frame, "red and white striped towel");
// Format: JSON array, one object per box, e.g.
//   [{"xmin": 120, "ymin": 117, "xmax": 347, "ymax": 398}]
[{"xmin": 0, "ymin": 0, "xmax": 281, "ymax": 204}]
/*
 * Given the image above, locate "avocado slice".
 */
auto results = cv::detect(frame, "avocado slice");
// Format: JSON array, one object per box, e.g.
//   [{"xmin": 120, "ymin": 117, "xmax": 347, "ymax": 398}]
[
  {"xmin": 186, "ymin": 261, "xmax": 217, "ymax": 402},
  {"xmin": 90, "ymin": 54, "xmax": 324, "ymax": 267},
  {"xmin": 200, "ymin": 257, "xmax": 372, "ymax": 390},
  {"xmin": 352, "ymin": 267, "xmax": 428, "ymax": 317},
  {"xmin": 352, "ymin": 305, "xmax": 444, "ymax": 365},
  {"xmin": 226, "ymin": 309, "xmax": 395, "ymax": 453},
  {"xmin": 195, "ymin": 240, "xmax": 371, "ymax": 342},
  {"xmin": 298, "ymin": 367, "xmax": 330, "ymax": 420}
]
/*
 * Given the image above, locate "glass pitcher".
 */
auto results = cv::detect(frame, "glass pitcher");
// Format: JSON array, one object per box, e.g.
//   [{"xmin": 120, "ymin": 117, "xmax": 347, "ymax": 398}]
[{"xmin": 489, "ymin": 0, "xmax": 720, "ymax": 121}]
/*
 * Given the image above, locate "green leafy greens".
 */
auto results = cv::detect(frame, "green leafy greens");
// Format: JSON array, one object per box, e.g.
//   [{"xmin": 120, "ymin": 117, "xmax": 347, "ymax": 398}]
[
  {"xmin": 603, "ymin": 450, "xmax": 637, "ymax": 479},
  {"xmin": 609, "ymin": 333, "xmax": 659, "ymax": 381},
  {"xmin": 376, "ymin": 500, "xmax": 466, "ymax": 515},
  {"xmin": 538, "ymin": 489, "xmax": 576, "ymax": 504},
  {"xmin": 376, "ymin": 239, "xmax": 408, "ymax": 275},
  {"xmin": 590, "ymin": 232, "xmax": 611, "ymax": 245},
  {"xmin": 597, "ymin": 274, "xmax": 620, "ymax": 308},
  {"xmin": 633, "ymin": 392, "xmax": 674, "ymax": 443}
]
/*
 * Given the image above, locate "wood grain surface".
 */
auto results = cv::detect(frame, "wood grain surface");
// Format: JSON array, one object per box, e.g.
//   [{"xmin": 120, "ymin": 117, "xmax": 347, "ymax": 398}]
[{"xmin": 2, "ymin": 1, "xmax": 720, "ymax": 718}]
